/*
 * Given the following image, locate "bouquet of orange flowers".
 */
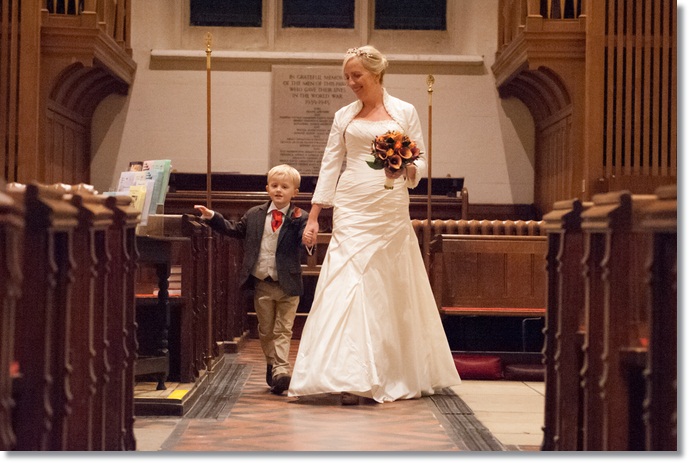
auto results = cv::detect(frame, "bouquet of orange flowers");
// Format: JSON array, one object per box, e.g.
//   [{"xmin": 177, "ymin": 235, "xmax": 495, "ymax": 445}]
[{"xmin": 366, "ymin": 130, "xmax": 421, "ymax": 190}]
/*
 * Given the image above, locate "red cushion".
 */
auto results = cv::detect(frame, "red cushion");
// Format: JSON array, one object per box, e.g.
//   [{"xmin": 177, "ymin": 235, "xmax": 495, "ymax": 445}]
[
  {"xmin": 503, "ymin": 363, "xmax": 544, "ymax": 381},
  {"xmin": 453, "ymin": 354, "xmax": 503, "ymax": 380}
]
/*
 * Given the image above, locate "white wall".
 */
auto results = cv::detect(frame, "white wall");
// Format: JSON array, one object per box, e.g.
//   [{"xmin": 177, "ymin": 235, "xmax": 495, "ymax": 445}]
[{"xmin": 91, "ymin": 0, "xmax": 534, "ymax": 205}]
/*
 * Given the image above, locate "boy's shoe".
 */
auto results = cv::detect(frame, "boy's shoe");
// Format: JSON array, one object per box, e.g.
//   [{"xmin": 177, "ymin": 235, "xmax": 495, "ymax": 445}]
[
  {"xmin": 266, "ymin": 365, "xmax": 273, "ymax": 387},
  {"xmin": 270, "ymin": 374, "xmax": 291, "ymax": 395}
]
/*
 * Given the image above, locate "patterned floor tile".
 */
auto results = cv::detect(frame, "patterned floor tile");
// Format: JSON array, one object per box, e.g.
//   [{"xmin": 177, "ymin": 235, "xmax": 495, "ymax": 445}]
[{"xmin": 134, "ymin": 338, "xmax": 534, "ymax": 452}]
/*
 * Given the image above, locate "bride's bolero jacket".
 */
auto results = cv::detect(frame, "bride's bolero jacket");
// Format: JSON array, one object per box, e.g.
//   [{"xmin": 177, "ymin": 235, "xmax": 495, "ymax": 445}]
[{"xmin": 311, "ymin": 89, "xmax": 428, "ymax": 207}]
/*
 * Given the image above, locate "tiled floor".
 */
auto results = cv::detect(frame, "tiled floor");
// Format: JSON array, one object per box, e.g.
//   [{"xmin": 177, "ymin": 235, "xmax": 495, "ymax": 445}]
[
  {"xmin": 451, "ymin": 380, "xmax": 544, "ymax": 449},
  {"xmin": 133, "ymin": 338, "xmax": 544, "ymax": 453}
]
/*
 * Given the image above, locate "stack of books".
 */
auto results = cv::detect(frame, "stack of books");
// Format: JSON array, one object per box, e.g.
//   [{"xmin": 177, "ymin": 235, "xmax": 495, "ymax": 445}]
[{"xmin": 114, "ymin": 159, "xmax": 172, "ymax": 227}]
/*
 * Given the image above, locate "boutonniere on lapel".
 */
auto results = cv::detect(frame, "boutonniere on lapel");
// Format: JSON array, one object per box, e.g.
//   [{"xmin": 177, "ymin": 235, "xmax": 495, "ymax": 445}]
[{"xmin": 289, "ymin": 207, "xmax": 303, "ymax": 219}]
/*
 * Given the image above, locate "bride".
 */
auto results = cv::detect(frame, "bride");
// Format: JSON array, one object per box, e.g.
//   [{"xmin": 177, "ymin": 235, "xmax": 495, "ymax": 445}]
[{"xmin": 287, "ymin": 45, "xmax": 461, "ymax": 405}]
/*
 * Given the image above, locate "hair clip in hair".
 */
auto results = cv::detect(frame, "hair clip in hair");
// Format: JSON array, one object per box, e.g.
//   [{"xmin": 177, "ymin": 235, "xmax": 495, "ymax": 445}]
[{"xmin": 346, "ymin": 47, "xmax": 373, "ymax": 59}]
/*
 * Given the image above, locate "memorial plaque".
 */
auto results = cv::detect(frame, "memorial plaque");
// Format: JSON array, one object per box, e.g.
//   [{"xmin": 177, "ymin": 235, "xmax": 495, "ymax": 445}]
[{"xmin": 271, "ymin": 65, "xmax": 356, "ymax": 175}]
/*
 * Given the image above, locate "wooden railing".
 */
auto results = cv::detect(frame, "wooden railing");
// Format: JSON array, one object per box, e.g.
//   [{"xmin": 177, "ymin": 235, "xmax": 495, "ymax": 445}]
[
  {"xmin": 498, "ymin": 0, "xmax": 585, "ymax": 54},
  {"xmin": 540, "ymin": 186, "xmax": 677, "ymax": 451},
  {"xmin": 44, "ymin": 0, "xmax": 131, "ymax": 52}
]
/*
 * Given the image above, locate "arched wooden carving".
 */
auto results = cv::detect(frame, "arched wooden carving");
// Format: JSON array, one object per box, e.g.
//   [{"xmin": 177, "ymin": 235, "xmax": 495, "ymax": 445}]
[
  {"xmin": 43, "ymin": 62, "xmax": 131, "ymax": 185},
  {"xmin": 497, "ymin": 66, "xmax": 579, "ymax": 216}
]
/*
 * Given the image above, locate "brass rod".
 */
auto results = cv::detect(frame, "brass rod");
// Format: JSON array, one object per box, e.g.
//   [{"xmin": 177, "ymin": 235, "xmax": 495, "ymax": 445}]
[
  {"xmin": 204, "ymin": 32, "xmax": 214, "ymax": 374},
  {"xmin": 205, "ymin": 32, "xmax": 212, "ymax": 210},
  {"xmin": 424, "ymin": 75, "xmax": 434, "ymax": 275}
]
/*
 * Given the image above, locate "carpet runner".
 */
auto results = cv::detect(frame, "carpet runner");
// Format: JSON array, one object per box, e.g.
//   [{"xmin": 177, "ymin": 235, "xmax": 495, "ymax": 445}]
[{"xmin": 180, "ymin": 355, "xmax": 506, "ymax": 451}]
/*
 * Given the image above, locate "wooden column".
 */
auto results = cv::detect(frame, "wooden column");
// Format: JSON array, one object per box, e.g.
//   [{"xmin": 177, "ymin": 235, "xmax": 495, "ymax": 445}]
[
  {"xmin": 541, "ymin": 198, "xmax": 588, "ymax": 450},
  {"xmin": 0, "ymin": 186, "xmax": 23, "ymax": 451}
]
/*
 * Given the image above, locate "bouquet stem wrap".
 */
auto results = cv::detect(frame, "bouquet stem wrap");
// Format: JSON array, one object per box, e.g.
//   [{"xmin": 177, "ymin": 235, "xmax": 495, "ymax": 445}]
[{"xmin": 384, "ymin": 177, "xmax": 395, "ymax": 190}]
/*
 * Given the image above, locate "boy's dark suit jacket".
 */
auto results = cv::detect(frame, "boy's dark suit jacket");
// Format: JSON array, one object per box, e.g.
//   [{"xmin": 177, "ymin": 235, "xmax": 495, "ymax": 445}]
[{"xmin": 207, "ymin": 201, "xmax": 309, "ymax": 296}]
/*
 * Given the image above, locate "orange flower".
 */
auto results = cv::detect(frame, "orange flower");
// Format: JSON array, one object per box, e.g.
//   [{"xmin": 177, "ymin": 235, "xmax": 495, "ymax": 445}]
[
  {"xmin": 400, "ymin": 147, "xmax": 413, "ymax": 159},
  {"xmin": 387, "ymin": 154, "xmax": 403, "ymax": 170}
]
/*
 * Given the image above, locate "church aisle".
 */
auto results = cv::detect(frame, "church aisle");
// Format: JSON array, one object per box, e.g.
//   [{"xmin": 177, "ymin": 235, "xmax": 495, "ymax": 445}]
[{"xmin": 133, "ymin": 339, "xmax": 542, "ymax": 452}]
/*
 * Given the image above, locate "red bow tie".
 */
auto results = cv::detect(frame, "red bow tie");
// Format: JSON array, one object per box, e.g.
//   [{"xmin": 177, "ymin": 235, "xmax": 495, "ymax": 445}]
[{"xmin": 271, "ymin": 209, "xmax": 284, "ymax": 232}]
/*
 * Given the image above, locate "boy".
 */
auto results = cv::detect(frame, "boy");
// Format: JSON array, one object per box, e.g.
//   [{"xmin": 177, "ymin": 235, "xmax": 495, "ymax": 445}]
[{"xmin": 194, "ymin": 164, "xmax": 309, "ymax": 395}]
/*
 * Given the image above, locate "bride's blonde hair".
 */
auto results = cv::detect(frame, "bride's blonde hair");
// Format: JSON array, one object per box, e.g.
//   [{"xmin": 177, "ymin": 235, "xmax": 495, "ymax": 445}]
[{"xmin": 343, "ymin": 45, "xmax": 389, "ymax": 84}]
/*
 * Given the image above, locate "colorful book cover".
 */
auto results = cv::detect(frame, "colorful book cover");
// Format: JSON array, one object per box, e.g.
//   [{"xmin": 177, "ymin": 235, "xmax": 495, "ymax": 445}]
[{"xmin": 142, "ymin": 159, "xmax": 172, "ymax": 211}]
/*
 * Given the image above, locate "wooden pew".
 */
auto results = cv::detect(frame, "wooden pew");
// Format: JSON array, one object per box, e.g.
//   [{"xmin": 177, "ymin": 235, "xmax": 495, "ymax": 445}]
[
  {"xmin": 176, "ymin": 215, "xmax": 206, "ymax": 382},
  {"xmin": 541, "ymin": 198, "xmax": 591, "ymax": 450},
  {"xmin": 429, "ymin": 233, "xmax": 547, "ymax": 352},
  {"xmin": 412, "ymin": 218, "xmax": 543, "ymax": 268},
  {"xmin": 134, "ymin": 215, "xmax": 202, "ymax": 401},
  {"xmin": 181, "ymin": 215, "xmax": 212, "ymax": 378},
  {"xmin": 638, "ymin": 185, "xmax": 677, "ymax": 451},
  {"xmin": 296, "ymin": 219, "xmax": 547, "ymax": 354},
  {"xmin": 175, "ymin": 214, "xmax": 227, "ymax": 375},
  {"xmin": 197, "ymin": 216, "xmax": 248, "ymax": 354},
  {"xmin": 580, "ymin": 191, "xmax": 656, "ymax": 451},
  {"xmin": 133, "ymin": 214, "xmax": 248, "ymax": 415},
  {"xmin": 7, "ymin": 183, "xmax": 79, "ymax": 450},
  {"xmin": 412, "ymin": 219, "xmax": 545, "ymax": 316},
  {"xmin": 63, "ymin": 186, "xmax": 113, "ymax": 450},
  {"xmin": 103, "ymin": 194, "xmax": 139, "ymax": 450},
  {"xmin": 0, "ymin": 183, "xmax": 23, "ymax": 451},
  {"xmin": 163, "ymin": 188, "xmax": 469, "ymax": 233},
  {"xmin": 540, "ymin": 186, "xmax": 677, "ymax": 451},
  {"xmin": 80, "ymin": 190, "xmax": 114, "ymax": 451},
  {"xmin": 3, "ymin": 184, "xmax": 139, "ymax": 450}
]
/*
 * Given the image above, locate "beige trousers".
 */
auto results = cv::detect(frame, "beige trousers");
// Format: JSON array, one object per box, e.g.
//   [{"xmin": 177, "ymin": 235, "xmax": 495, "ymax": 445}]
[{"xmin": 254, "ymin": 280, "xmax": 299, "ymax": 379}]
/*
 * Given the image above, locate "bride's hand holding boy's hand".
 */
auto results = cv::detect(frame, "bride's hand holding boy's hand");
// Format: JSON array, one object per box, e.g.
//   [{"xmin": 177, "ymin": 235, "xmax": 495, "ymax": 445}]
[{"xmin": 302, "ymin": 223, "xmax": 318, "ymax": 246}]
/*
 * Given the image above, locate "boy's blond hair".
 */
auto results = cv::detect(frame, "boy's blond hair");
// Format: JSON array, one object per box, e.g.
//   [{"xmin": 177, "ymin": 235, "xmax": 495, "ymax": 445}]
[{"xmin": 267, "ymin": 164, "xmax": 301, "ymax": 190}]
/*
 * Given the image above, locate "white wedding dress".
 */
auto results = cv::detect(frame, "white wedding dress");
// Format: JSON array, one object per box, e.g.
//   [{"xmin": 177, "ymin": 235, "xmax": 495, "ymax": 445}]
[{"xmin": 288, "ymin": 119, "xmax": 461, "ymax": 403}]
